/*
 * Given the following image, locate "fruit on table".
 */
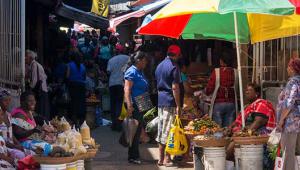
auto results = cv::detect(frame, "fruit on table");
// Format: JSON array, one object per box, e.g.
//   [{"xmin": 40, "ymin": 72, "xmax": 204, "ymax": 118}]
[
  {"xmin": 185, "ymin": 117, "xmax": 219, "ymax": 135},
  {"xmin": 86, "ymin": 93, "xmax": 99, "ymax": 103},
  {"xmin": 233, "ymin": 128, "xmax": 259, "ymax": 137}
]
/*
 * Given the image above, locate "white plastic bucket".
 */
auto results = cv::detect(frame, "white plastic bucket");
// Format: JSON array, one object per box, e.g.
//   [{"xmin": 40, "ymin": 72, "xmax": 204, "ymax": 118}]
[
  {"xmin": 66, "ymin": 162, "xmax": 77, "ymax": 170},
  {"xmin": 234, "ymin": 148, "xmax": 241, "ymax": 170},
  {"xmin": 240, "ymin": 145, "xmax": 263, "ymax": 170},
  {"xmin": 202, "ymin": 147, "xmax": 226, "ymax": 170},
  {"xmin": 40, "ymin": 164, "xmax": 67, "ymax": 170},
  {"xmin": 77, "ymin": 160, "xmax": 85, "ymax": 170}
]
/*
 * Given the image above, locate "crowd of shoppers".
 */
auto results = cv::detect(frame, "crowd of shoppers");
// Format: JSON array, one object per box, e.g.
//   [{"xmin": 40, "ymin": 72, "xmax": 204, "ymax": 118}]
[{"xmin": 19, "ymin": 28, "xmax": 300, "ymax": 169}]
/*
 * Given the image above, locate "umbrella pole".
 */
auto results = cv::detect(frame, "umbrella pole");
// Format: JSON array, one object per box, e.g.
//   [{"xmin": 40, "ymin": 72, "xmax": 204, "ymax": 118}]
[{"xmin": 233, "ymin": 12, "xmax": 245, "ymax": 128}]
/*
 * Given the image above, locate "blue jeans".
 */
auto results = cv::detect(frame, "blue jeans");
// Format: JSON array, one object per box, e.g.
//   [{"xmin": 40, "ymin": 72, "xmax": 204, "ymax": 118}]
[{"xmin": 212, "ymin": 102, "xmax": 236, "ymax": 127}]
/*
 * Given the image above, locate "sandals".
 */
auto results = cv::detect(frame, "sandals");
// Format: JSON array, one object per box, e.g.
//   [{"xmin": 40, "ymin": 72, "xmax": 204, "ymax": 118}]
[{"xmin": 157, "ymin": 161, "xmax": 164, "ymax": 166}]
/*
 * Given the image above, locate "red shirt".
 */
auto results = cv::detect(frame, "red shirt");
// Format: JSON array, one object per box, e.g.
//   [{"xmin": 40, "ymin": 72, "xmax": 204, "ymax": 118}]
[{"xmin": 205, "ymin": 67, "xmax": 235, "ymax": 103}]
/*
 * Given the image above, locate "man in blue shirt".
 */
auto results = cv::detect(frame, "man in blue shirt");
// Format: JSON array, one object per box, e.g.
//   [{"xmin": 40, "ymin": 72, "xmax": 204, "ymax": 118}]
[
  {"xmin": 155, "ymin": 45, "xmax": 182, "ymax": 166},
  {"xmin": 78, "ymin": 35, "xmax": 93, "ymax": 61}
]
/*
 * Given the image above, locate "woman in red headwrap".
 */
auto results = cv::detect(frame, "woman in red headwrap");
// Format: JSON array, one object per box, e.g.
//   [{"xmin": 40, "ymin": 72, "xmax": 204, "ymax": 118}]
[{"xmin": 277, "ymin": 57, "xmax": 300, "ymax": 170}]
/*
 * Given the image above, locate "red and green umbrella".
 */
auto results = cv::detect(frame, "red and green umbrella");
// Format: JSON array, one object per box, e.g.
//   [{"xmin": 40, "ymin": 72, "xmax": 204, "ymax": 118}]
[
  {"xmin": 138, "ymin": 0, "xmax": 300, "ymax": 127},
  {"xmin": 138, "ymin": 0, "xmax": 300, "ymax": 43}
]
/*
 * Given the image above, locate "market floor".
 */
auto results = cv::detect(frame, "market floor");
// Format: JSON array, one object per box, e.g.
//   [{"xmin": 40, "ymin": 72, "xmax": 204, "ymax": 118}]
[{"xmin": 91, "ymin": 126, "xmax": 194, "ymax": 170}]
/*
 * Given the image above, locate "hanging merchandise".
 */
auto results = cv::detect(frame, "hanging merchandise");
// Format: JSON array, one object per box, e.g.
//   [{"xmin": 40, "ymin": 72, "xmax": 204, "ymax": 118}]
[{"xmin": 91, "ymin": 0, "xmax": 110, "ymax": 17}]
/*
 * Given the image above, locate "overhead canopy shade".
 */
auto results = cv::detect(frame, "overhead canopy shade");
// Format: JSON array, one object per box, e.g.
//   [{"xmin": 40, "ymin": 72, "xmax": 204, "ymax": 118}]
[
  {"xmin": 248, "ymin": 13, "xmax": 300, "ymax": 43},
  {"xmin": 55, "ymin": 3, "xmax": 109, "ymax": 30},
  {"xmin": 109, "ymin": 0, "xmax": 171, "ymax": 31}
]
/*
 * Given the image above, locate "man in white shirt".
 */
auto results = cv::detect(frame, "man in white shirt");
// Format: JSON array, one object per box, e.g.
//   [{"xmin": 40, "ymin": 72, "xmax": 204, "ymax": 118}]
[
  {"xmin": 26, "ymin": 50, "xmax": 50, "ymax": 119},
  {"xmin": 107, "ymin": 44, "xmax": 129, "ymax": 131}
]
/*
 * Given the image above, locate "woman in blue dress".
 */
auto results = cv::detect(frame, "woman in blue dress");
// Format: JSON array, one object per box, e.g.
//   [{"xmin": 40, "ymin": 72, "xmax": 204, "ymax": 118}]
[{"xmin": 124, "ymin": 51, "xmax": 149, "ymax": 165}]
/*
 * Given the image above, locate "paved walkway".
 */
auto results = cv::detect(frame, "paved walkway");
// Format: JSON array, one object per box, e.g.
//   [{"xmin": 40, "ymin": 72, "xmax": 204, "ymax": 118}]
[{"xmin": 91, "ymin": 126, "xmax": 194, "ymax": 170}]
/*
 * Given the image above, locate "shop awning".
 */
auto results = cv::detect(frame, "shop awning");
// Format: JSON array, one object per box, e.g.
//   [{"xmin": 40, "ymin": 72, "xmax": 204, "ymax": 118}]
[
  {"xmin": 55, "ymin": 3, "xmax": 109, "ymax": 30},
  {"xmin": 109, "ymin": 0, "xmax": 171, "ymax": 32},
  {"xmin": 130, "ymin": 0, "xmax": 156, "ymax": 7}
]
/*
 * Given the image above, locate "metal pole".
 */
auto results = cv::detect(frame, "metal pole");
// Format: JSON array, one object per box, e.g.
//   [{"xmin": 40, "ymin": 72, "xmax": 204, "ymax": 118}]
[
  {"xmin": 21, "ymin": 0, "xmax": 25, "ymax": 91},
  {"xmin": 233, "ymin": 12, "xmax": 245, "ymax": 128}
]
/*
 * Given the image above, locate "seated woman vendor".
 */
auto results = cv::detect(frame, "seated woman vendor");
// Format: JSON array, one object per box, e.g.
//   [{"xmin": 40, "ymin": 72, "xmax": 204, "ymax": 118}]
[
  {"xmin": 226, "ymin": 83, "xmax": 276, "ymax": 160},
  {"xmin": 11, "ymin": 91, "xmax": 52, "ymax": 156},
  {"xmin": 0, "ymin": 89, "xmax": 27, "ymax": 168}
]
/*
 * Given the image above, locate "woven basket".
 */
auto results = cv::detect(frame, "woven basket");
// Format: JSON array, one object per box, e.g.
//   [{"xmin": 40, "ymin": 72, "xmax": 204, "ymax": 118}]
[
  {"xmin": 184, "ymin": 132, "xmax": 202, "ymax": 140},
  {"xmin": 193, "ymin": 138, "xmax": 230, "ymax": 147},
  {"xmin": 85, "ymin": 149, "xmax": 98, "ymax": 159},
  {"xmin": 74, "ymin": 154, "xmax": 86, "ymax": 160},
  {"xmin": 232, "ymin": 136, "xmax": 269, "ymax": 145},
  {"xmin": 33, "ymin": 156, "xmax": 76, "ymax": 164}
]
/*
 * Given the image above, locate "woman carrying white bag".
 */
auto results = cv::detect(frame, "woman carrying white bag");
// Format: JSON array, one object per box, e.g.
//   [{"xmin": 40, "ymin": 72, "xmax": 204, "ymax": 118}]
[{"xmin": 276, "ymin": 57, "xmax": 300, "ymax": 170}]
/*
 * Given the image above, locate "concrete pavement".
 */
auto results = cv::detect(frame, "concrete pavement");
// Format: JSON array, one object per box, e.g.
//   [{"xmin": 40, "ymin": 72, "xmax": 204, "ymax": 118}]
[{"xmin": 91, "ymin": 126, "xmax": 194, "ymax": 170}]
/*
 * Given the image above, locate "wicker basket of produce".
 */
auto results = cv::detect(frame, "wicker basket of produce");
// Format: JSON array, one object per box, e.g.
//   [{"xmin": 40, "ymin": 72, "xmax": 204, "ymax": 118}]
[
  {"xmin": 184, "ymin": 131, "xmax": 202, "ymax": 140},
  {"xmin": 232, "ymin": 135, "xmax": 269, "ymax": 145},
  {"xmin": 84, "ymin": 144, "xmax": 100, "ymax": 159},
  {"xmin": 33, "ymin": 156, "xmax": 76, "ymax": 164},
  {"xmin": 85, "ymin": 149, "xmax": 98, "ymax": 159},
  {"xmin": 193, "ymin": 136, "xmax": 230, "ymax": 147}
]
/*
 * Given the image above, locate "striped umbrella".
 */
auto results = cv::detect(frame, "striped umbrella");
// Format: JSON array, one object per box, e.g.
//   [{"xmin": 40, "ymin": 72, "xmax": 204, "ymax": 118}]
[
  {"xmin": 138, "ymin": 0, "xmax": 300, "ymax": 43},
  {"xmin": 138, "ymin": 0, "xmax": 300, "ymax": 127}
]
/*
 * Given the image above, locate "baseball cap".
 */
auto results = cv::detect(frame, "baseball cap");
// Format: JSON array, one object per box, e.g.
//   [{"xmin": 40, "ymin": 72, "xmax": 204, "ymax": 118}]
[{"xmin": 167, "ymin": 45, "xmax": 181, "ymax": 56}]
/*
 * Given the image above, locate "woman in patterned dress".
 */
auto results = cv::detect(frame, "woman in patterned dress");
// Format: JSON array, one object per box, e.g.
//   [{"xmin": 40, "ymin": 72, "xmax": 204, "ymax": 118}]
[
  {"xmin": 0, "ymin": 89, "xmax": 28, "ymax": 167},
  {"xmin": 11, "ymin": 91, "xmax": 52, "ymax": 156},
  {"xmin": 277, "ymin": 58, "xmax": 300, "ymax": 170}
]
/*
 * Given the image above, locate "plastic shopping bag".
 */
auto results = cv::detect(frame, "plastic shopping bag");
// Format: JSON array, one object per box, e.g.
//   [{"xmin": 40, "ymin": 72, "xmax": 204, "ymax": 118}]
[
  {"xmin": 118, "ymin": 102, "xmax": 128, "ymax": 121},
  {"xmin": 268, "ymin": 128, "xmax": 281, "ymax": 145},
  {"xmin": 122, "ymin": 117, "xmax": 139, "ymax": 147},
  {"xmin": 145, "ymin": 117, "xmax": 159, "ymax": 133},
  {"xmin": 274, "ymin": 145, "xmax": 285, "ymax": 170},
  {"xmin": 165, "ymin": 115, "xmax": 188, "ymax": 155}
]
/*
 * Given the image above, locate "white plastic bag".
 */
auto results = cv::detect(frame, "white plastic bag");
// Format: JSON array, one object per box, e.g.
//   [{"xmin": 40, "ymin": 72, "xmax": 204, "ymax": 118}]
[
  {"xmin": 268, "ymin": 128, "xmax": 281, "ymax": 145},
  {"xmin": 122, "ymin": 117, "xmax": 139, "ymax": 147},
  {"xmin": 145, "ymin": 117, "xmax": 159, "ymax": 133}
]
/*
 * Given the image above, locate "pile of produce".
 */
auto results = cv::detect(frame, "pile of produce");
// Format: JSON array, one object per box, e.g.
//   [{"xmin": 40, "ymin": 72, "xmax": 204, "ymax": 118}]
[
  {"xmin": 50, "ymin": 117, "xmax": 71, "ymax": 132},
  {"xmin": 231, "ymin": 128, "xmax": 269, "ymax": 145},
  {"xmin": 35, "ymin": 118, "xmax": 98, "ymax": 159},
  {"xmin": 41, "ymin": 121, "xmax": 57, "ymax": 144},
  {"xmin": 184, "ymin": 116, "xmax": 220, "ymax": 135},
  {"xmin": 232, "ymin": 128, "xmax": 259, "ymax": 137},
  {"xmin": 48, "ymin": 146, "xmax": 74, "ymax": 157}
]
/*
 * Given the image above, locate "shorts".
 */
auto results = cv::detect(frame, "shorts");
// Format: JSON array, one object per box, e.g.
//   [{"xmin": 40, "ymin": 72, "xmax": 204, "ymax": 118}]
[{"xmin": 156, "ymin": 107, "xmax": 176, "ymax": 145}]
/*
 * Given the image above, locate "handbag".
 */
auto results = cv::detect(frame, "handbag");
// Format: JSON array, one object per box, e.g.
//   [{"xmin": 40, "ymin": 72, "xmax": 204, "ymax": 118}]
[
  {"xmin": 165, "ymin": 115, "xmax": 188, "ymax": 155},
  {"xmin": 134, "ymin": 92, "xmax": 153, "ymax": 112}
]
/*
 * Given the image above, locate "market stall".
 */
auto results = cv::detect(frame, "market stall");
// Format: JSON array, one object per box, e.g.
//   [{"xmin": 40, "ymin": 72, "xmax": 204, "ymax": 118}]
[
  {"xmin": 32, "ymin": 118, "xmax": 99, "ymax": 169},
  {"xmin": 86, "ymin": 93, "xmax": 101, "ymax": 129},
  {"xmin": 183, "ymin": 116, "xmax": 269, "ymax": 170}
]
